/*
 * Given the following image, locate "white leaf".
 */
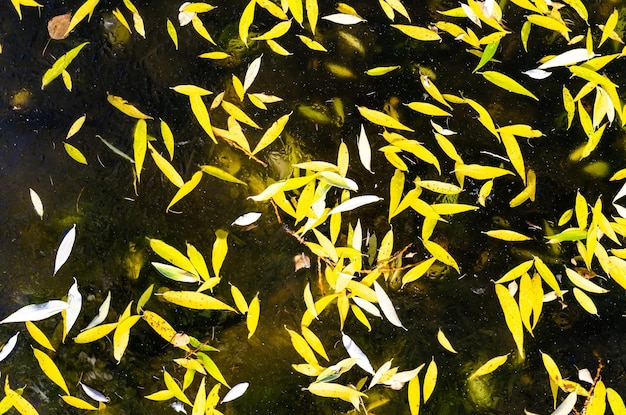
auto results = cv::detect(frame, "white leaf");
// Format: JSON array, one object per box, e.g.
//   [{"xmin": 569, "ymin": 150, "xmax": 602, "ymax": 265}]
[
  {"xmin": 342, "ymin": 332, "xmax": 375, "ymax": 375},
  {"xmin": 614, "ymin": 203, "xmax": 626, "ymax": 219},
  {"xmin": 508, "ymin": 280, "xmax": 518, "ymax": 297},
  {"xmin": 329, "ymin": 195, "xmax": 383, "ymax": 215},
  {"xmin": 178, "ymin": 2, "xmax": 195, "ymax": 26},
  {"xmin": 578, "ymin": 368, "xmax": 594, "ymax": 384},
  {"xmin": 0, "ymin": 332, "xmax": 19, "ymax": 362},
  {"xmin": 64, "ymin": 278, "xmax": 82, "ymax": 339},
  {"xmin": 357, "ymin": 124, "xmax": 373, "ymax": 173},
  {"xmin": 29, "ymin": 188, "xmax": 44, "ymax": 219},
  {"xmin": 383, "ymin": 364, "xmax": 424, "ymax": 386},
  {"xmin": 0, "ymin": 300, "xmax": 68, "ymax": 324},
  {"xmin": 521, "ymin": 69, "xmax": 552, "ymax": 79},
  {"xmin": 613, "ymin": 181, "xmax": 626, "ymax": 203},
  {"xmin": 84, "ymin": 291, "xmax": 111, "ymax": 330},
  {"xmin": 551, "ymin": 391, "xmax": 577, "ymax": 415},
  {"xmin": 221, "ymin": 382, "xmax": 249, "ymax": 403},
  {"xmin": 374, "ymin": 281, "xmax": 407, "ymax": 330},
  {"xmin": 538, "ymin": 48, "xmax": 595, "ymax": 70},
  {"xmin": 352, "ymin": 219, "xmax": 362, "ymax": 252},
  {"xmin": 54, "ymin": 224, "xmax": 76, "ymax": 276},
  {"xmin": 321, "ymin": 13, "xmax": 366, "ymax": 24},
  {"xmin": 232, "ymin": 212, "xmax": 262, "ymax": 226},
  {"xmin": 430, "ymin": 120, "xmax": 456, "ymax": 135},
  {"xmin": 369, "ymin": 359, "xmax": 393, "ymax": 389},
  {"xmin": 351, "ymin": 296, "xmax": 381, "ymax": 318},
  {"xmin": 80, "ymin": 382, "xmax": 110, "ymax": 402},
  {"xmin": 243, "ymin": 55, "xmax": 263, "ymax": 93},
  {"xmin": 461, "ymin": 3, "xmax": 481, "ymax": 27}
]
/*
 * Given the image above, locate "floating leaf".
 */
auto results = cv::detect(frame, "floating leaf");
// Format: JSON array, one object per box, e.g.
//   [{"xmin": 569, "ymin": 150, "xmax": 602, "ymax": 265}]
[
  {"xmin": 80, "ymin": 382, "xmax": 109, "ymax": 403},
  {"xmin": 148, "ymin": 143, "xmax": 184, "ymax": 187},
  {"xmin": 29, "ymin": 188, "xmax": 44, "ymax": 219},
  {"xmin": 66, "ymin": 114, "xmax": 86, "ymax": 139},
  {"xmin": 408, "ymin": 374, "xmax": 420, "ymax": 415},
  {"xmin": 391, "ymin": 24, "xmax": 440, "ymax": 41},
  {"xmin": 64, "ymin": 142, "xmax": 87, "ymax": 165},
  {"xmin": 73, "ymin": 322, "xmax": 118, "ymax": 343},
  {"xmin": 222, "ymin": 382, "xmax": 249, "ymax": 404},
  {"xmin": 329, "ymin": 195, "xmax": 383, "ymax": 215},
  {"xmin": 297, "ymin": 35, "xmax": 327, "ymax": 51},
  {"xmin": 54, "ymin": 224, "xmax": 76, "ymax": 276},
  {"xmin": 495, "ymin": 284, "xmax": 524, "ymax": 358},
  {"xmin": 406, "ymin": 102, "xmax": 452, "ymax": 117},
  {"xmin": 538, "ymin": 48, "xmax": 594, "ymax": 70},
  {"xmin": 5, "ymin": 375, "xmax": 40, "ymax": 415},
  {"xmin": 232, "ymin": 212, "xmax": 262, "ymax": 227},
  {"xmin": 342, "ymin": 332, "xmax": 374, "ymax": 374},
  {"xmin": 252, "ymin": 112, "xmax": 291, "ymax": 155},
  {"xmin": 423, "ymin": 358, "xmax": 437, "ymax": 402},
  {"xmin": 0, "ymin": 332, "xmax": 19, "ymax": 362},
  {"xmin": 572, "ymin": 287, "xmax": 598, "ymax": 315},
  {"xmin": 149, "ymin": 238, "xmax": 196, "ymax": 274},
  {"xmin": 162, "ymin": 290, "xmax": 236, "ymax": 312},
  {"xmin": 133, "ymin": 119, "xmax": 147, "ymax": 182},
  {"xmin": 481, "ymin": 70, "xmax": 538, "ymax": 100},
  {"xmin": 305, "ymin": 382, "xmax": 366, "ymax": 410},
  {"xmin": 106, "ymin": 94, "xmax": 152, "ymax": 119},
  {"xmin": 63, "ymin": 278, "xmax": 82, "ymax": 342},
  {"xmin": 61, "ymin": 395, "xmax": 98, "ymax": 410},
  {"xmin": 357, "ymin": 106, "xmax": 414, "ymax": 131},
  {"xmin": 42, "ymin": 42, "xmax": 89, "ymax": 89},
  {"xmin": 365, "ymin": 66, "xmax": 400, "ymax": 76},
  {"xmin": 25, "ymin": 321, "xmax": 54, "ymax": 351},
  {"xmin": 437, "ymin": 328, "xmax": 457, "ymax": 353},
  {"xmin": 33, "ymin": 347, "xmax": 69, "ymax": 394},
  {"xmin": 373, "ymin": 281, "xmax": 407, "ymax": 330},
  {"xmin": 468, "ymin": 354, "xmax": 509, "ymax": 380},
  {"xmin": 152, "ymin": 262, "xmax": 200, "ymax": 283},
  {"xmin": 168, "ymin": 170, "xmax": 203, "ymax": 211},
  {"xmin": 322, "ymin": 13, "xmax": 366, "ymax": 24},
  {"xmin": 483, "ymin": 229, "xmax": 532, "ymax": 241},
  {"xmin": 113, "ymin": 314, "xmax": 141, "ymax": 364}
]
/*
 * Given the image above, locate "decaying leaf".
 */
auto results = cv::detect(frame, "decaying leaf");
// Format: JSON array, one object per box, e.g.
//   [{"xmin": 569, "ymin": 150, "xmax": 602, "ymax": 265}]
[{"xmin": 48, "ymin": 13, "xmax": 72, "ymax": 40}]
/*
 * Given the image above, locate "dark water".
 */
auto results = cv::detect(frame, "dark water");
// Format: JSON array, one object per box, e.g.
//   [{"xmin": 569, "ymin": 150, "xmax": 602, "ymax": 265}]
[{"xmin": 1, "ymin": 1, "xmax": 626, "ymax": 414}]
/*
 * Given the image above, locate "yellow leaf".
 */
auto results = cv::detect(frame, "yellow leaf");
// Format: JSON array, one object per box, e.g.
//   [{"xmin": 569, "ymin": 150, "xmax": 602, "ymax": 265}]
[
  {"xmin": 495, "ymin": 284, "xmax": 524, "ymax": 358},
  {"xmin": 32, "ymin": 347, "xmax": 69, "ymax": 394},
  {"xmin": 423, "ymin": 240, "xmax": 459, "ymax": 273},
  {"xmin": 64, "ymin": 142, "xmax": 87, "ymax": 165},
  {"xmin": 191, "ymin": 15, "xmax": 215, "ymax": 44},
  {"xmin": 494, "ymin": 260, "xmax": 534, "ymax": 284},
  {"xmin": 61, "ymin": 395, "xmax": 98, "ymax": 410},
  {"xmin": 533, "ymin": 256, "xmax": 562, "ymax": 297},
  {"xmin": 286, "ymin": 327, "xmax": 318, "ymax": 365},
  {"xmin": 437, "ymin": 328, "xmax": 457, "ymax": 353},
  {"xmin": 541, "ymin": 351, "xmax": 562, "ymax": 407},
  {"xmin": 252, "ymin": 112, "xmax": 292, "ymax": 155},
  {"xmin": 357, "ymin": 106, "xmax": 414, "ymax": 131},
  {"xmin": 199, "ymin": 165, "xmax": 247, "ymax": 185},
  {"xmin": 569, "ymin": 65, "xmax": 617, "ymax": 90},
  {"xmin": 133, "ymin": 119, "xmax": 147, "ymax": 182},
  {"xmin": 365, "ymin": 65, "xmax": 401, "ymax": 76},
  {"xmin": 164, "ymin": 371, "xmax": 193, "ymax": 406},
  {"xmin": 478, "ymin": 179, "xmax": 493, "ymax": 207},
  {"xmin": 297, "ymin": 34, "xmax": 327, "ymax": 51},
  {"xmin": 415, "ymin": 180, "xmax": 462, "ymax": 195},
  {"xmin": 306, "ymin": 382, "xmax": 366, "ymax": 409},
  {"xmin": 252, "ymin": 19, "xmax": 292, "ymax": 40},
  {"xmin": 161, "ymin": 290, "xmax": 236, "ymax": 312},
  {"xmin": 189, "ymin": 94, "xmax": 216, "ymax": 143},
  {"xmin": 527, "ymin": 14, "xmax": 570, "ymax": 37},
  {"xmin": 192, "ymin": 377, "xmax": 206, "ymax": 415},
  {"xmin": 408, "ymin": 375, "xmax": 420, "ymax": 415},
  {"xmin": 599, "ymin": 9, "xmax": 619, "ymax": 47},
  {"xmin": 350, "ymin": 304, "xmax": 371, "ymax": 331},
  {"xmin": 500, "ymin": 132, "xmax": 525, "ymax": 183},
  {"xmin": 160, "ymin": 119, "xmax": 175, "ymax": 160},
  {"xmin": 266, "ymin": 39, "xmax": 292, "ymax": 55},
  {"xmin": 64, "ymin": 0, "xmax": 98, "ymax": 36},
  {"xmin": 420, "ymin": 74, "xmax": 451, "ymax": 109},
  {"xmin": 481, "ymin": 71, "xmax": 538, "ymax": 100},
  {"xmin": 301, "ymin": 326, "xmax": 328, "ymax": 360},
  {"xmin": 518, "ymin": 273, "xmax": 534, "ymax": 335},
  {"xmin": 402, "ymin": 257, "xmax": 437, "ymax": 288},
  {"xmin": 301, "ymin": 294, "xmax": 338, "ymax": 327},
  {"xmin": 464, "ymin": 98, "xmax": 499, "ymax": 138},
  {"xmin": 172, "ymin": 84, "xmax": 212, "ymax": 96},
  {"xmin": 148, "ymin": 143, "xmax": 184, "ymax": 187},
  {"xmin": 564, "ymin": 267, "xmax": 609, "ymax": 293},
  {"xmin": 149, "ymin": 238, "xmax": 196, "ymax": 274},
  {"xmin": 305, "ymin": 0, "xmax": 318, "ymax": 33},
  {"xmin": 113, "ymin": 315, "xmax": 141, "ymax": 363},
  {"xmin": 239, "ymin": 0, "xmax": 256, "ymax": 46},
  {"xmin": 66, "ymin": 114, "xmax": 86, "ymax": 139},
  {"xmin": 468, "ymin": 354, "xmax": 509, "ymax": 379},
  {"xmin": 573, "ymin": 287, "xmax": 598, "ymax": 315},
  {"xmin": 230, "ymin": 284, "xmax": 248, "ymax": 314},
  {"xmin": 453, "ymin": 164, "xmax": 514, "ymax": 180},
  {"xmin": 391, "ymin": 24, "xmax": 440, "ymax": 41},
  {"xmin": 5, "ymin": 376, "xmax": 39, "ymax": 415},
  {"xmin": 221, "ymin": 101, "xmax": 260, "ymax": 129},
  {"xmin": 232, "ymin": 75, "xmax": 244, "ymax": 101},
  {"xmin": 25, "ymin": 321, "xmax": 55, "ymax": 351},
  {"xmin": 142, "ymin": 310, "xmax": 189, "ymax": 349},
  {"xmin": 166, "ymin": 18, "xmax": 178, "ymax": 49},
  {"xmin": 74, "ymin": 322, "xmax": 117, "ymax": 343},
  {"xmin": 144, "ymin": 389, "xmax": 175, "ymax": 401},
  {"xmin": 483, "ymin": 229, "xmax": 532, "ymax": 241},
  {"xmin": 167, "ymin": 170, "xmax": 203, "ymax": 211},
  {"xmin": 246, "ymin": 293, "xmax": 260, "ymax": 339},
  {"xmin": 106, "ymin": 94, "xmax": 152, "ymax": 119},
  {"xmin": 607, "ymin": 388, "xmax": 626, "ymax": 414},
  {"xmin": 423, "ymin": 358, "xmax": 437, "ymax": 402},
  {"xmin": 212, "ymin": 229, "xmax": 228, "ymax": 278},
  {"xmin": 198, "ymin": 51, "xmax": 231, "ymax": 60},
  {"xmin": 406, "ymin": 102, "xmax": 451, "ymax": 117}
]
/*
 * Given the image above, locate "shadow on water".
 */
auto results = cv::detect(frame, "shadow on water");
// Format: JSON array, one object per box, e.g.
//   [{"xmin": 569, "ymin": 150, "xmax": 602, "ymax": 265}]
[{"xmin": 1, "ymin": 1, "xmax": 626, "ymax": 414}]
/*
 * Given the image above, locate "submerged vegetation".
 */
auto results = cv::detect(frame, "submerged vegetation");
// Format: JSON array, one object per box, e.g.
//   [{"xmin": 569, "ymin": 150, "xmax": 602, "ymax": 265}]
[{"xmin": 2, "ymin": 0, "xmax": 626, "ymax": 413}]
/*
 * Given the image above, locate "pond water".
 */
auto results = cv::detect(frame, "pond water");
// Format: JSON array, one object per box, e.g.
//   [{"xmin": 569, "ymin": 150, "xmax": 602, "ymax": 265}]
[{"xmin": 1, "ymin": 0, "xmax": 626, "ymax": 414}]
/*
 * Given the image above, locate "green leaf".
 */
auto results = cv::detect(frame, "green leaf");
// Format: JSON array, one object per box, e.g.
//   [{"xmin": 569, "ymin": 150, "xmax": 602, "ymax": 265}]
[{"xmin": 42, "ymin": 42, "xmax": 89, "ymax": 89}]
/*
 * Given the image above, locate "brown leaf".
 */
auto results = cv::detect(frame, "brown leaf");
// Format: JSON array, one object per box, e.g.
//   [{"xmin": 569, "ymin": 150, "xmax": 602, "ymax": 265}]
[{"xmin": 48, "ymin": 13, "xmax": 72, "ymax": 40}]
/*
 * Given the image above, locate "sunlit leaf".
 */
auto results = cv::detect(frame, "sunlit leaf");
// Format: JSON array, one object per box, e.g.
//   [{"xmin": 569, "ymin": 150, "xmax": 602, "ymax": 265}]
[
  {"xmin": 221, "ymin": 382, "xmax": 249, "ymax": 404},
  {"xmin": 474, "ymin": 40, "xmax": 499, "ymax": 73},
  {"xmin": 189, "ymin": 94, "xmax": 216, "ymax": 143},
  {"xmin": 29, "ymin": 188, "xmax": 44, "ymax": 220},
  {"xmin": 148, "ymin": 143, "xmax": 184, "ymax": 187},
  {"xmin": 305, "ymin": 382, "xmax": 366, "ymax": 410},
  {"xmin": 106, "ymin": 94, "xmax": 152, "ymax": 119},
  {"xmin": 408, "ymin": 374, "xmax": 420, "ymax": 415},
  {"xmin": 66, "ymin": 114, "xmax": 86, "ymax": 139},
  {"xmin": 437, "ymin": 328, "xmax": 457, "ymax": 353},
  {"xmin": 342, "ymin": 332, "xmax": 374, "ymax": 374},
  {"xmin": 453, "ymin": 164, "xmax": 514, "ymax": 180},
  {"xmin": 423, "ymin": 358, "xmax": 437, "ymax": 402},
  {"xmin": 391, "ymin": 24, "xmax": 440, "ymax": 41},
  {"xmin": 63, "ymin": 278, "xmax": 82, "ymax": 342},
  {"xmin": 297, "ymin": 34, "xmax": 327, "ymax": 51},
  {"xmin": 423, "ymin": 240, "xmax": 459, "ymax": 273},
  {"xmin": 113, "ymin": 314, "xmax": 141, "ymax": 363},
  {"xmin": 61, "ymin": 395, "xmax": 98, "ymax": 410},
  {"xmin": 33, "ymin": 347, "xmax": 69, "ymax": 394},
  {"xmin": 0, "ymin": 332, "xmax": 19, "ymax": 362},
  {"xmin": 142, "ymin": 310, "xmax": 188, "ymax": 349},
  {"xmin": 406, "ymin": 102, "xmax": 451, "ymax": 117},
  {"xmin": 572, "ymin": 288, "xmax": 598, "ymax": 315},
  {"xmin": 495, "ymin": 284, "xmax": 524, "ymax": 358},
  {"xmin": 168, "ymin": 170, "xmax": 203, "ymax": 211},
  {"xmin": 53, "ymin": 224, "xmax": 76, "ymax": 276},
  {"xmin": 468, "ymin": 354, "xmax": 509, "ymax": 380},
  {"xmin": 163, "ymin": 371, "xmax": 193, "ymax": 406},
  {"xmin": 252, "ymin": 112, "xmax": 291, "ymax": 155},
  {"xmin": 374, "ymin": 281, "xmax": 406, "ymax": 330},
  {"xmin": 483, "ymin": 229, "xmax": 532, "ymax": 241},
  {"xmin": 357, "ymin": 106, "xmax": 414, "ymax": 131},
  {"xmin": 481, "ymin": 70, "xmax": 538, "ymax": 100},
  {"xmin": 5, "ymin": 375, "xmax": 39, "ymax": 415},
  {"xmin": 246, "ymin": 293, "xmax": 260, "ymax": 339},
  {"xmin": 162, "ymin": 290, "xmax": 236, "ymax": 312},
  {"xmin": 74, "ymin": 322, "xmax": 117, "ymax": 343},
  {"xmin": 133, "ymin": 119, "xmax": 147, "ymax": 182},
  {"xmin": 64, "ymin": 143, "xmax": 88, "ymax": 165},
  {"xmin": 365, "ymin": 65, "xmax": 400, "ymax": 76}
]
